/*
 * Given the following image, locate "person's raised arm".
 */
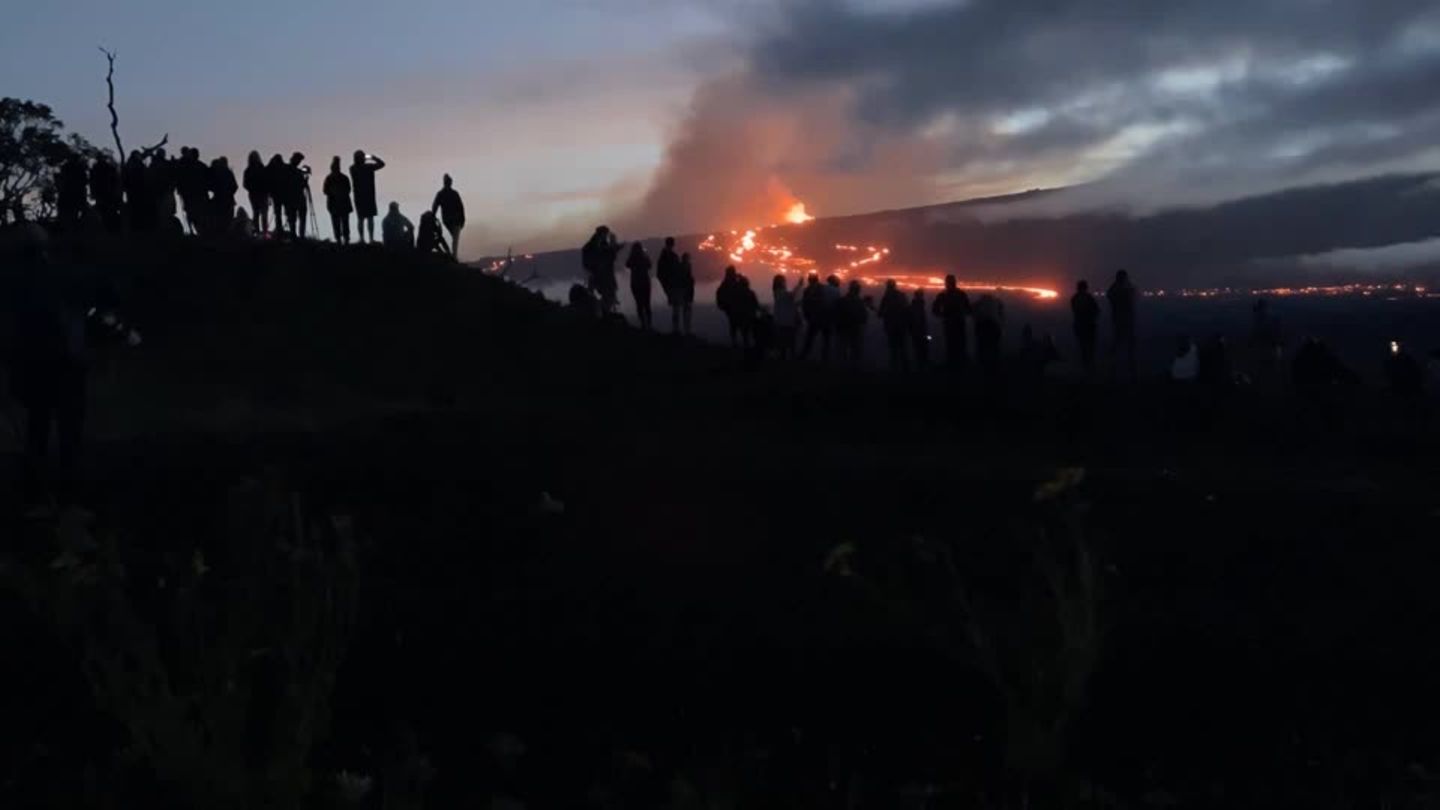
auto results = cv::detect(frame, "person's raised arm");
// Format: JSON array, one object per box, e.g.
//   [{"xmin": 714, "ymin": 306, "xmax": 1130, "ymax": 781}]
[{"xmin": 371, "ymin": 156, "xmax": 386, "ymax": 170}]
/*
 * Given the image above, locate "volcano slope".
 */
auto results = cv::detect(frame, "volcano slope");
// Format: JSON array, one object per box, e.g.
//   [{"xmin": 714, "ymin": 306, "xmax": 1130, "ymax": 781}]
[{"xmin": 2, "ymin": 234, "xmax": 1439, "ymax": 808}]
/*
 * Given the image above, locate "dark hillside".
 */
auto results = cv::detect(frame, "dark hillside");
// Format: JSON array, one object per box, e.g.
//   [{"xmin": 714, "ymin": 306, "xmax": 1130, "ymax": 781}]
[{"xmin": 3, "ymin": 236, "xmax": 1439, "ymax": 808}]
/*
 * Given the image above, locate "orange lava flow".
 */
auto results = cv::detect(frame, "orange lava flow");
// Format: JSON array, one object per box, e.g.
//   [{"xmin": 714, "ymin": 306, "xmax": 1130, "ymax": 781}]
[{"xmin": 698, "ymin": 207, "xmax": 1060, "ymax": 301}]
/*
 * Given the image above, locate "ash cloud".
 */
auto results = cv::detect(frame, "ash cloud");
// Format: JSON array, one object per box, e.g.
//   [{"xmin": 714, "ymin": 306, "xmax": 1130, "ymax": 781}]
[{"xmin": 625, "ymin": 0, "xmax": 1440, "ymax": 234}]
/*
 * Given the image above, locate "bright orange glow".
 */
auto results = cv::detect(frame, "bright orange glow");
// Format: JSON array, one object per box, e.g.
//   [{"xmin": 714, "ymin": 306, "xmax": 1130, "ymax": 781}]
[{"xmin": 696, "ymin": 202, "xmax": 1059, "ymax": 301}]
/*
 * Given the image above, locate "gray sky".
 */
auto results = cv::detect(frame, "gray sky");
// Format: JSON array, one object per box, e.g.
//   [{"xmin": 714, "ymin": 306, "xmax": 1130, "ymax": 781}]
[{"xmin": 5, "ymin": 0, "xmax": 1439, "ymax": 256}]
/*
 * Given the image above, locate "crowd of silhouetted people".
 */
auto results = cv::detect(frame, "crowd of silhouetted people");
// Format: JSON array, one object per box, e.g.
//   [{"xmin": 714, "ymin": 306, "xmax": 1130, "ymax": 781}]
[
  {"xmin": 569, "ymin": 227, "xmax": 1440, "ymax": 404},
  {"xmin": 49, "ymin": 145, "xmax": 466, "ymax": 257}
]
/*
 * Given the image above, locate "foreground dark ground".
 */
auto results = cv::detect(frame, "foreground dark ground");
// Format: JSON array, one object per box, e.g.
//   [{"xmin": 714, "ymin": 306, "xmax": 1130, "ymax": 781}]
[{"xmin": 3, "ymin": 236, "xmax": 1439, "ymax": 808}]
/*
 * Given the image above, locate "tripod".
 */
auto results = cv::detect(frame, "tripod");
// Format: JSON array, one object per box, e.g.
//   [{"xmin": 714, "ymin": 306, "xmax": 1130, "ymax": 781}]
[{"xmin": 302, "ymin": 175, "xmax": 319, "ymax": 239}]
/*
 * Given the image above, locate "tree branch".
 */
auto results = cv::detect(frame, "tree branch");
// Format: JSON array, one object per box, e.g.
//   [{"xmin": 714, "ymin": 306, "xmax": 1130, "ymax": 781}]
[{"xmin": 99, "ymin": 46, "xmax": 124, "ymax": 160}]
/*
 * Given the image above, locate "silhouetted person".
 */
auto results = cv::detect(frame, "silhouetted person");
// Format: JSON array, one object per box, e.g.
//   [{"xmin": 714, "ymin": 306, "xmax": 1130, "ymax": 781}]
[
  {"xmin": 417, "ymin": 210, "xmax": 450, "ymax": 255},
  {"xmin": 56, "ymin": 154, "xmax": 90, "ymax": 231},
  {"xmin": 910, "ymin": 289, "xmax": 929, "ymax": 367},
  {"xmin": 7, "ymin": 230, "xmax": 86, "ymax": 505},
  {"xmin": 350, "ymin": 150, "xmax": 385, "ymax": 243},
  {"xmin": 89, "ymin": 155, "xmax": 123, "ymax": 232},
  {"xmin": 1070, "ymin": 280, "xmax": 1100, "ymax": 376},
  {"xmin": 209, "ymin": 157, "xmax": 238, "ymax": 233},
  {"xmin": 655, "ymin": 237, "xmax": 683, "ymax": 333},
  {"xmin": 431, "ymin": 174, "xmax": 465, "ymax": 257},
  {"xmin": 244, "ymin": 151, "xmax": 271, "ymax": 235},
  {"xmin": 1386, "ymin": 341, "xmax": 1424, "ymax": 399},
  {"xmin": 149, "ymin": 147, "xmax": 176, "ymax": 227},
  {"xmin": 1018, "ymin": 324, "xmax": 1060, "ymax": 380},
  {"xmin": 834, "ymin": 280, "xmax": 869, "ymax": 366},
  {"xmin": 323, "ymin": 156, "xmax": 353, "ymax": 244},
  {"xmin": 716, "ymin": 265, "xmax": 744, "ymax": 346},
  {"xmin": 175, "ymin": 148, "xmax": 209, "ymax": 234},
  {"xmin": 1197, "ymin": 334, "xmax": 1232, "ymax": 388},
  {"xmin": 263, "ymin": 154, "xmax": 290, "ymax": 236},
  {"xmin": 880, "ymin": 279, "xmax": 911, "ymax": 372},
  {"xmin": 382, "ymin": 202, "xmax": 414, "ymax": 249},
  {"xmin": 772, "ymin": 274, "xmax": 801, "ymax": 359},
  {"xmin": 798, "ymin": 273, "xmax": 829, "ymax": 360},
  {"xmin": 676, "ymin": 252, "xmax": 695, "ymax": 335},
  {"xmin": 581, "ymin": 226, "xmax": 623, "ymax": 312},
  {"xmin": 1293, "ymin": 337, "xmax": 1356, "ymax": 392},
  {"xmin": 122, "ymin": 150, "xmax": 153, "ymax": 231},
  {"xmin": 931, "ymin": 274, "xmax": 971, "ymax": 369},
  {"xmin": 734, "ymin": 275, "xmax": 759, "ymax": 349},
  {"xmin": 287, "ymin": 153, "xmax": 312, "ymax": 238},
  {"xmin": 626, "ymin": 242, "xmax": 653, "ymax": 329},
  {"xmin": 568, "ymin": 282, "xmax": 599, "ymax": 320},
  {"xmin": 230, "ymin": 206, "xmax": 255, "ymax": 238},
  {"xmin": 1107, "ymin": 269, "xmax": 1138, "ymax": 380},
  {"xmin": 972, "ymin": 291, "xmax": 1005, "ymax": 378}
]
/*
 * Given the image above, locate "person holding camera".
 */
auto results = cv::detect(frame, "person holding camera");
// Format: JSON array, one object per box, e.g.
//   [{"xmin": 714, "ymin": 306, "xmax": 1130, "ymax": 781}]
[{"xmin": 350, "ymin": 150, "xmax": 386, "ymax": 244}]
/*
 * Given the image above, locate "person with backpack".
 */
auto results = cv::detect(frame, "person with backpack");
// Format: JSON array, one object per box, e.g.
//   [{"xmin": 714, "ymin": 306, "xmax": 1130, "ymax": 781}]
[
  {"xmin": 626, "ymin": 242, "xmax": 654, "ymax": 330},
  {"xmin": 931, "ymin": 274, "xmax": 971, "ymax": 369},
  {"xmin": 879, "ymin": 279, "xmax": 911, "ymax": 372},
  {"xmin": 323, "ymin": 156, "xmax": 353, "ymax": 244}
]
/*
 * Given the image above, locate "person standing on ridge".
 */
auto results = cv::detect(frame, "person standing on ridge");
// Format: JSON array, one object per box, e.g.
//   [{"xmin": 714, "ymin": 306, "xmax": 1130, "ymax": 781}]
[
  {"xmin": 175, "ymin": 147, "xmax": 208, "ymax": 234},
  {"xmin": 89, "ymin": 154, "xmax": 123, "ymax": 232},
  {"xmin": 431, "ymin": 174, "xmax": 466, "ymax": 258},
  {"xmin": 350, "ymin": 150, "xmax": 386, "ymax": 244},
  {"xmin": 676, "ymin": 252, "xmax": 695, "ymax": 335},
  {"xmin": 772, "ymin": 274, "xmax": 801, "ymax": 359},
  {"xmin": 626, "ymin": 241, "xmax": 654, "ymax": 330},
  {"xmin": 716, "ymin": 265, "xmax": 744, "ymax": 346},
  {"xmin": 834, "ymin": 280, "xmax": 869, "ymax": 367},
  {"xmin": 880, "ymin": 279, "xmax": 911, "ymax": 372},
  {"xmin": 1107, "ymin": 269, "xmax": 1139, "ymax": 380},
  {"xmin": 122, "ymin": 150, "xmax": 153, "ymax": 231},
  {"xmin": 910, "ymin": 289, "xmax": 930, "ymax": 367},
  {"xmin": 798, "ymin": 273, "xmax": 827, "ymax": 360},
  {"xmin": 148, "ymin": 148, "xmax": 177, "ymax": 229},
  {"xmin": 56, "ymin": 154, "xmax": 90, "ymax": 231},
  {"xmin": 208, "ymin": 156, "xmax": 239, "ymax": 233},
  {"xmin": 287, "ymin": 152, "xmax": 312, "ymax": 239},
  {"xmin": 655, "ymin": 236, "xmax": 683, "ymax": 333},
  {"xmin": 243, "ymin": 151, "xmax": 271, "ymax": 235},
  {"xmin": 1070, "ymin": 279, "xmax": 1100, "ymax": 376},
  {"xmin": 931, "ymin": 274, "xmax": 971, "ymax": 370},
  {"xmin": 323, "ymin": 156, "xmax": 353, "ymax": 244},
  {"xmin": 972, "ymin": 290, "xmax": 1005, "ymax": 378}
]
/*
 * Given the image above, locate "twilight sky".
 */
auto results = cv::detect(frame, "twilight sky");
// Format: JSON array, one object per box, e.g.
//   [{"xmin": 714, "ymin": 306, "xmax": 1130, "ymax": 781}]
[{"xmin": 5, "ymin": 0, "xmax": 1440, "ymax": 257}]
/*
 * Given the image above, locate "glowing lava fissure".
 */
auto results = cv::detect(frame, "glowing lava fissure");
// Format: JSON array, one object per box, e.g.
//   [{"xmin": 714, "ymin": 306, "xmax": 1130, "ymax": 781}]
[{"xmin": 697, "ymin": 206, "xmax": 1060, "ymax": 301}]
